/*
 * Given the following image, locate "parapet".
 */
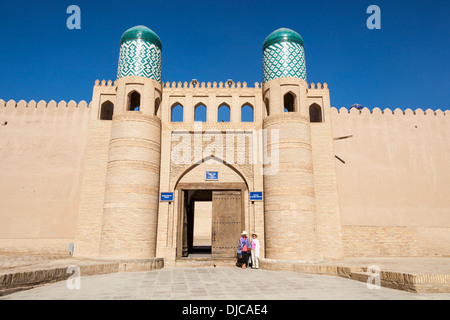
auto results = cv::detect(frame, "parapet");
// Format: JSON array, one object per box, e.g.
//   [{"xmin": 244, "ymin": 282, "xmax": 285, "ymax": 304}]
[
  {"xmin": 0, "ymin": 99, "xmax": 90, "ymax": 110},
  {"xmin": 94, "ymin": 79, "xmax": 117, "ymax": 87},
  {"xmin": 163, "ymin": 81, "xmax": 261, "ymax": 89},
  {"xmin": 161, "ymin": 81, "xmax": 262, "ymax": 99},
  {"xmin": 308, "ymin": 82, "xmax": 328, "ymax": 90},
  {"xmin": 93, "ymin": 80, "xmax": 117, "ymax": 96},
  {"xmin": 331, "ymin": 107, "xmax": 449, "ymax": 117},
  {"xmin": 92, "ymin": 79, "xmax": 328, "ymax": 93}
]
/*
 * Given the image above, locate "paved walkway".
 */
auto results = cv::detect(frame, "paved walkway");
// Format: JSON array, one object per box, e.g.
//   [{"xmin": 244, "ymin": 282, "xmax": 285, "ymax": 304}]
[{"xmin": 2, "ymin": 267, "xmax": 450, "ymax": 300}]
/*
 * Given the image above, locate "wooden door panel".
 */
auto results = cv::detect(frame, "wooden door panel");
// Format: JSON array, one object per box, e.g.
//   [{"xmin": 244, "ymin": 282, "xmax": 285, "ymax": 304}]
[{"xmin": 211, "ymin": 191, "xmax": 242, "ymax": 258}]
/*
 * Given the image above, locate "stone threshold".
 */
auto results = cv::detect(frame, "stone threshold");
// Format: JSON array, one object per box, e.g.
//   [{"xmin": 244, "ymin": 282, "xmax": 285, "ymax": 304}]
[{"xmin": 174, "ymin": 257, "xmax": 237, "ymax": 268}]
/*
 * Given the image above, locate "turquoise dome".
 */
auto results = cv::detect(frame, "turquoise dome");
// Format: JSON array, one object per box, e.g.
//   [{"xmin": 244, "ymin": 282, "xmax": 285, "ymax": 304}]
[
  {"xmin": 117, "ymin": 25, "xmax": 162, "ymax": 81},
  {"xmin": 263, "ymin": 28, "xmax": 304, "ymax": 51},
  {"xmin": 120, "ymin": 25, "xmax": 162, "ymax": 50},
  {"xmin": 262, "ymin": 27, "xmax": 307, "ymax": 83}
]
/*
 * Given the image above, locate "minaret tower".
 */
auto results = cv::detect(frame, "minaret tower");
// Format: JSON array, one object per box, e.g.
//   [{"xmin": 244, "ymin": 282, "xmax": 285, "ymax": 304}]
[
  {"xmin": 262, "ymin": 28, "xmax": 319, "ymax": 260},
  {"xmin": 99, "ymin": 26, "xmax": 162, "ymax": 259}
]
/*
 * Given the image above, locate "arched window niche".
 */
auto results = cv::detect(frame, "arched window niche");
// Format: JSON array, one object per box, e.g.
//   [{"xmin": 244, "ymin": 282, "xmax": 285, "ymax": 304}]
[
  {"xmin": 218, "ymin": 104, "xmax": 230, "ymax": 122},
  {"xmin": 100, "ymin": 101, "xmax": 114, "ymax": 120},
  {"xmin": 241, "ymin": 104, "xmax": 254, "ymax": 122},
  {"xmin": 194, "ymin": 104, "xmax": 207, "ymax": 122},
  {"xmin": 154, "ymin": 98, "xmax": 161, "ymax": 116},
  {"xmin": 283, "ymin": 92, "xmax": 297, "ymax": 113},
  {"xmin": 128, "ymin": 91, "xmax": 141, "ymax": 111},
  {"xmin": 264, "ymin": 98, "xmax": 270, "ymax": 116},
  {"xmin": 171, "ymin": 103, "xmax": 184, "ymax": 122},
  {"xmin": 309, "ymin": 103, "xmax": 323, "ymax": 123}
]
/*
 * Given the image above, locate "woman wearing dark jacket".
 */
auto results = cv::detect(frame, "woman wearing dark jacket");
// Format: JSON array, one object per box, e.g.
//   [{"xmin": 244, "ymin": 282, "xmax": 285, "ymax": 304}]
[{"xmin": 237, "ymin": 231, "xmax": 250, "ymax": 269}]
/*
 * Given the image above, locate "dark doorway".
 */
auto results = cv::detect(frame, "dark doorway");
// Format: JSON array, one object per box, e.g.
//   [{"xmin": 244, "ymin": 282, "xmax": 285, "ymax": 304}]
[
  {"xmin": 179, "ymin": 189, "xmax": 243, "ymax": 258},
  {"xmin": 183, "ymin": 190, "xmax": 213, "ymax": 257}
]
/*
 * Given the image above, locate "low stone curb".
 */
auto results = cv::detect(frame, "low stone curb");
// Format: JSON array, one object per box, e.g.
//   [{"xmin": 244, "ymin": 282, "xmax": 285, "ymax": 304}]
[
  {"xmin": 260, "ymin": 259, "xmax": 450, "ymax": 293},
  {"xmin": 0, "ymin": 258, "xmax": 164, "ymax": 296},
  {"xmin": 350, "ymin": 269, "xmax": 450, "ymax": 293}
]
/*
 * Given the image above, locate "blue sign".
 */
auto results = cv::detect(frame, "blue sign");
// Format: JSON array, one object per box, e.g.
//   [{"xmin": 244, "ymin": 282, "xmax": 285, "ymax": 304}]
[
  {"xmin": 206, "ymin": 171, "xmax": 218, "ymax": 180},
  {"xmin": 160, "ymin": 192, "xmax": 174, "ymax": 202},
  {"xmin": 250, "ymin": 192, "xmax": 263, "ymax": 201}
]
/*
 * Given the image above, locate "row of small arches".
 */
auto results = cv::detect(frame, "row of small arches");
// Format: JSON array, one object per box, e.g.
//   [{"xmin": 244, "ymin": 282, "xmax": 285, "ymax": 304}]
[
  {"xmin": 99, "ymin": 91, "xmax": 323, "ymax": 123},
  {"xmin": 171, "ymin": 103, "xmax": 254, "ymax": 123},
  {"xmin": 99, "ymin": 100, "xmax": 255, "ymax": 122},
  {"xmin": 265, "ymin": 92, "xmax": 323, "ymax": 123},
  {"xmin": 100, "ymin": 91, "xmax": 152, "ymax": 120}
]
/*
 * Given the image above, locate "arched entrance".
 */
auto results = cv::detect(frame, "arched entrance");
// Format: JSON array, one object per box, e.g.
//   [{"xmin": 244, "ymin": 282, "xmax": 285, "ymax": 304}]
[{"xmin": 174, "ymin": 158, "xmax": 249, "ymax": 259}]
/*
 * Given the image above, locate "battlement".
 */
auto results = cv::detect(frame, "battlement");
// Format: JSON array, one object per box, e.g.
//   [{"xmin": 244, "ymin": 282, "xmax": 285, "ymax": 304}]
[
  {"xmin": 94, "ymin": 80, "xmax": 117, "ymax": 87},
  {"xmin": 0, "ymin": 99, "xmax": 90, "ymax": 109},
  {"xmin": 91, "ymin": 79, "xmax": 329, "ymax": 92},
  {"xmin": 308, "ymin": 83, "xmax": 328, "ymax": 90},
  {"xmin": 163, "ymin": 81, "xmax": 262, "ymax": 89},
  {"xmin": 163, "ymin": 81, "xmax": 329, "ymax": 90},
  {"xmin": 331, "ymin": 107, "xmax": 449, "ymax": 117}
]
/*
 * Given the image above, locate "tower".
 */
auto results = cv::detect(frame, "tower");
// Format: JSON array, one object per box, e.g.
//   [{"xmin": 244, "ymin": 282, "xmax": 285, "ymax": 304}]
[
  {"xmin": 99, "ymin": 26, "xmax": 162, "ymax": 259},
  {"xmin": 262, "ymin": 28, "xmax": 319, "ymax": 260}
]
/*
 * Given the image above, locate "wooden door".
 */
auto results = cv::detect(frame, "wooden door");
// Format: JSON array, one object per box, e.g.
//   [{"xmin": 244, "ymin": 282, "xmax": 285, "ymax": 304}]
[{"xmin": 211, "ymin": 191, "xmax": 242, "ymax": 258}]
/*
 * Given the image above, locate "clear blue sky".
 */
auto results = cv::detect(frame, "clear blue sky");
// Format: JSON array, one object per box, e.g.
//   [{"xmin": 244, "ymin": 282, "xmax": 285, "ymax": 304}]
[{"xmin": 0, "ymin": 0, "xmax": 448, "ymax": 110}]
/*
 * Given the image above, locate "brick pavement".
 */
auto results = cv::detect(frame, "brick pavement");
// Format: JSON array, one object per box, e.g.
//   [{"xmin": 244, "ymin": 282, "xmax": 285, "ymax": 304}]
[{"xmin": 2, "ymin": 267, "xmax": 449, "ymax": 300}]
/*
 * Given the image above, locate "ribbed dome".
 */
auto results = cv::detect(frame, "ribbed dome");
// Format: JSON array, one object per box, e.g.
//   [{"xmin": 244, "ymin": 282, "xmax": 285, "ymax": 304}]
[
  {"xmin": 120, "ymin": 25, "xmax": 162, "ymax": 50},
  {"xmin": 263, "ymin": 28, "xmax": 304, "ymax": 51}
]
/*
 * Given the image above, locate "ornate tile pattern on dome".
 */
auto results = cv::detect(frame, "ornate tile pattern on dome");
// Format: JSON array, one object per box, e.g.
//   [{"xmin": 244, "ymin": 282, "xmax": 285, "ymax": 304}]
[
  {"xmin": 263, "ymin": 42, "xmax": 306, "ymax": 83},
  {"xmin": 117, "ymin": 39, "xmax": 162, "ymax": 81}
]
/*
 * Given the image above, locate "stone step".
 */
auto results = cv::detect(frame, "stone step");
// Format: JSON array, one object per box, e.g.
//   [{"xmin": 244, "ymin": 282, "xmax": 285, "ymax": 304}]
[{"xmin": 174, "ymin": 257, "xmax": 238, "ymax": 268}]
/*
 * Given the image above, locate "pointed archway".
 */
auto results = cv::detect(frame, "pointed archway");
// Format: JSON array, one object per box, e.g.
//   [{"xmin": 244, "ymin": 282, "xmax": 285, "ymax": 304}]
[{"xmin": 173, "ymin": 157, "xmax": 249, "ymax": 259}]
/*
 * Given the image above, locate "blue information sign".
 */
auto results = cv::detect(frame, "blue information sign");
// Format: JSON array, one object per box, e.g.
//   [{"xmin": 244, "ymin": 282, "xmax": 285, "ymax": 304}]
[
  {"xmin": 250, "ymin": 192, "xmax": 263, "ymax": 201},
  {"xmin": 160, "ymin": 192, "xmax": 174, "ymax": 202},
  {"xmin": 206, "ymin": 171, "xmax": 218, "ymax": 180}
]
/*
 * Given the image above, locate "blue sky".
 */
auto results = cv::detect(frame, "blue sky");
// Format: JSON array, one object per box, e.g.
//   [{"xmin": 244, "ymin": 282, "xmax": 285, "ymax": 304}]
[{"xmin": 0, "ymin": 0, "xmax": 448, "ymax": 110}]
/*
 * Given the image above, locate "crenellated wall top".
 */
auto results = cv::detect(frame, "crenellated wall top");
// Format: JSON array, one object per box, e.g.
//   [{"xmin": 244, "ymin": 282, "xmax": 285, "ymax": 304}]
[
  {"xmin": 0, "ymin": 99, "xmax": 90, "ymax": 109},
  {"xmin": 331, "ymin": 107, "xmax": 449, "ymax": 117},
  {"xmin": 94, "ymin": 79, "xmax": 117, "ymax": 87}
]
